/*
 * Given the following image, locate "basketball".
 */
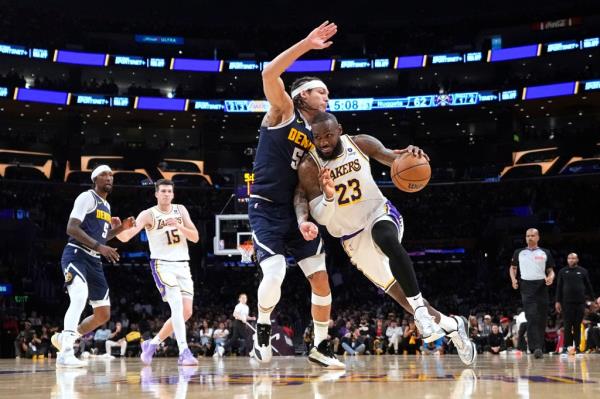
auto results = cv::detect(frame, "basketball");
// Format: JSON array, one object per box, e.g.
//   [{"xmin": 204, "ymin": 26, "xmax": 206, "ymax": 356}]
[{"xmin": 391, "ymin": 153, "xmax": 431, "ymax": 193}]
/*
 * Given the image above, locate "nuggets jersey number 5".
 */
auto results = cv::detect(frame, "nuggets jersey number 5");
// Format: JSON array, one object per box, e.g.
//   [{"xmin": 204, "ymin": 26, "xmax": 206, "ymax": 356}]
[
  {"xmin": 251, "ymin": 110, "xmax": 314, "ymax": 204},
  {"xmin": 308, "ymin": 135, "xmax": 389, "ymax": 238},
  {"xmin": 145, "ymin": 205, "xmax": 190, "ymax": 261}
]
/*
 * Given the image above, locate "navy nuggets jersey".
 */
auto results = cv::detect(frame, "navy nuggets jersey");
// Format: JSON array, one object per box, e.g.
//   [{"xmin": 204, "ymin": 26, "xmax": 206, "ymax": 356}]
[
  {"xmin": 251, "ymin": 110, "xmax": 314, "ymax": 204},
  {"xmin": 67, "ymin": 190, "xmax": 112, "ymax": 250}
]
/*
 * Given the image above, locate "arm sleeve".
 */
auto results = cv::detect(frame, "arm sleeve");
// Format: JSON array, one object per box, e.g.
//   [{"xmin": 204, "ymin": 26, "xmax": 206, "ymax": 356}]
[
  {"xmin": 309, "ymin": 195, "xmax": 336, "ymax": 226},
  {"xmin": 544, "ymin": 249, "xmax": 556, "ymax": 268},
  {"xmin": 69, "ymin": 192, "xmax": 96, "ymax": 222}
]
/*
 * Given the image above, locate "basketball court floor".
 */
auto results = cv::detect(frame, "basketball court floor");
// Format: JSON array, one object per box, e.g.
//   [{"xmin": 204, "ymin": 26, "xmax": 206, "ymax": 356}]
[{"xmin": 1, "ymin": 354, "xmax": 599, "ymax": 398}]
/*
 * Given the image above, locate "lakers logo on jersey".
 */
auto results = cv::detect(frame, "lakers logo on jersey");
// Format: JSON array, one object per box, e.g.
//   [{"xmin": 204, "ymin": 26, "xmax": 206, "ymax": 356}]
[
  {"xmin": 156, "ymin": 217, "xmax": 183, "ymax": 230},
  {"xmin": 330, "ymin": 159, "xmax": 362, "ymax": 179}
]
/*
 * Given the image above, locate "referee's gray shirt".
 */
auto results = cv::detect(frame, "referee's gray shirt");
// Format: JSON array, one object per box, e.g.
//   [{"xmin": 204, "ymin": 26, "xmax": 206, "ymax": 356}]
[{"xmin": 511, "ymin": 247, "xmax": 555, "ymax": 281}]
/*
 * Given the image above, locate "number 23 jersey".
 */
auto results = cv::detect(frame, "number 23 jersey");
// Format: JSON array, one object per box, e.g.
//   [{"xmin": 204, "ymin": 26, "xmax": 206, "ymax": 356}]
[
  {"xmin": 145, "ymin": 205, "xmax": 190, "ymax": 261},
  {"xmin": 307, "ymin": 135, "xmax": 388, "ymax": 238}
]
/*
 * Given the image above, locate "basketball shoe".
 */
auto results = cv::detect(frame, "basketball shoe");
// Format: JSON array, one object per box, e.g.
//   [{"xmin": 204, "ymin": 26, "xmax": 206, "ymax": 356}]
[
  {"xmin": 414, "ymin": 306, "xmax": 445, "ymax": 343},
  {"xmin": 446, "ymin": 316, "xmax": 477, "ymax": 366},
  {"xmin": 140, "ymin": 340, "xmax": 158, "ymax": 365},
  {"xmin": 56, "ymin": 349, "xmax": 86, "ymax": 368},
  {"xmin": 252, "ymin": 323, "xmax": 273, "ymax": 363},
  {"xmin": 308, "ymin": 340, "xmax": 345, "ymax": 369},
  {"xmin": 178, "ymin": 348, "xmax": 198, "ymax": 366}
]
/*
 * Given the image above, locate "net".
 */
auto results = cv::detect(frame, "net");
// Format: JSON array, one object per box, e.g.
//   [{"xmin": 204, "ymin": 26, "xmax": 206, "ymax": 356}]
[{"xmin": 237, "ymin": 242, "xmax": 254, "ymax": 264}]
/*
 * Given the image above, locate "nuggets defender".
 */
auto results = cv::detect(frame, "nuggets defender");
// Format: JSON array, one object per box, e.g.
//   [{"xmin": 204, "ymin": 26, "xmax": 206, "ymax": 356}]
[
  {"xmin": 296, "ymin": 112, "xmax": 476, "ymax": 365},
  {"xmin": 250, "ymin": 21, "xmax": 344, "ymax": 368},
  {"xmin": 117, "ymin": 179, "xmax": 199, "ymax": 366},
  {"xmin": 52, "ymin": 165, "xmax": 135, "ymax": 367}
]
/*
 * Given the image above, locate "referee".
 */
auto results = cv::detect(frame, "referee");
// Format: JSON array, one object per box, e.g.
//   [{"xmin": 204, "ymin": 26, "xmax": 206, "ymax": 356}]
[
  {"xmin": 555, "ymin": 253, "xmax": 595, "ymax": 353},
  {"xmin": 509, "ymin": 228, "xmax": 555, "ymax": 359},
  {"xmin": 231, "ymin": 293, "xmax": 255, "ymax": 355}
]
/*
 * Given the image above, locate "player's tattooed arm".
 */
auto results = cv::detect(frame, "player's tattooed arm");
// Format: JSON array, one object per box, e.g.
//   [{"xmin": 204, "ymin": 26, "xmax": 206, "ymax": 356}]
[
  {"xmin": 352, "ymin": 135, "xmax": 429, "ymax": 166},
  {"xmin": 297, "ymin": 156, "xmax": 324, "ymax": 202},
  {"xmin": 294, "ymin": 185, "xmax": 310, "ymax": 226},
  {"xmin": 295, "ymin": 156, "xmax": 323, "ymax": 240},
  {"xmin": 297, "ymin": 156, "xmax": 336, "ymax": 226}
]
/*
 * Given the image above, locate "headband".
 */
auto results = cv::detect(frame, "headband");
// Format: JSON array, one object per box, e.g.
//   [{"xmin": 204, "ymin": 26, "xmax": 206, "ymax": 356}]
[
  {"xmin": 91, "ymin": 165, "xmax": 112, "ymax": 181},
  {"xmin": 291, "ymin": 80, "xmax": 328, "ymax": 99}
]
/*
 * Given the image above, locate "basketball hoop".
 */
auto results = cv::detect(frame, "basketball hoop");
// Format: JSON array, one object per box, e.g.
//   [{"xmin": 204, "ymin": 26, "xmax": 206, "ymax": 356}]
[{"xmin": 238, "ymin": 242, "xmax": 254, "ymax": 264}]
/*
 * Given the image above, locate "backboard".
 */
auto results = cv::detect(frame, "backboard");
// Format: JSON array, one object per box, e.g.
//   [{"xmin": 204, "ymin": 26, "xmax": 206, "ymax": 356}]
[{"xmin": 213, "ymin": 214, "xmax": 251, "ymax": 256}]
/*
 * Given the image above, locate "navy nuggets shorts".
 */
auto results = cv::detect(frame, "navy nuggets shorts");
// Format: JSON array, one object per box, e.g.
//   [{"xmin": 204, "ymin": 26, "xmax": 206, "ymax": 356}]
[
  {"xmin": 61, "ymin": 244, "xmax": 110, "ymax": 307},
  {"xmin": 248, "ymin": 198, "xmax": 323, "ymax": 264}
]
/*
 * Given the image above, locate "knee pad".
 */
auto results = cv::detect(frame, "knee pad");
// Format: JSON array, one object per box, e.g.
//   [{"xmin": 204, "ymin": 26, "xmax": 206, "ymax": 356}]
[
  {"xmin": 67, "ymin": 276, "xmax": 89, "ymax": 309},
  {"xmin": 258, "ymin": 255, "xmax": 286, "ymax": 310},
  {"xmin": 260, "ymin": 254, "xmax": 286, "ymax": 285}
]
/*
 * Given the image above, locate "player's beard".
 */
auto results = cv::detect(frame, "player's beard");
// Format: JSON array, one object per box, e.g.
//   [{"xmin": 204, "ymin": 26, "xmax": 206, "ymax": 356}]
[
  {"xmin": 316, "ymin": 140, "xmax": 343, "ymax": 160},
  {"xmin": 102, "ymin": 183, "xmax": 113, "ymax": 194}
]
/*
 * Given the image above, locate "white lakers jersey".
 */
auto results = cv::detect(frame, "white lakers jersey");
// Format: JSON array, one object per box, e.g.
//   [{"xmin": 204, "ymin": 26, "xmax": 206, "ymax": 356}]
[
  {"xmin": 145, "ymin": 204, "xmax": 190, "ymax": 261},
  {"xmin": 308, "ymin": 135, "xmax": 389, "ymax": 238}
]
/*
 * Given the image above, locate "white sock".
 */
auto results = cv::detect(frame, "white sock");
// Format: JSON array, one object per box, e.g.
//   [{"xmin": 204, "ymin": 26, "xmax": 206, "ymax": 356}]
[
  {"xmin": 313, "ymin": 320, "xmax": 329, "ymax": 347},
  {"xmin": 439, "ymin": 314, "xmax": 459, "ymax": 333},
  {"xmin": 150, "ymin": 335, "xmax": 162, "ymax": 345},
  {"xmin": 164, "ymin": 286, "xmax": 188, "ymax": 353},
  {"xmin": 406, "ymin": 293, "xmax": 425, "ymax": 312}
]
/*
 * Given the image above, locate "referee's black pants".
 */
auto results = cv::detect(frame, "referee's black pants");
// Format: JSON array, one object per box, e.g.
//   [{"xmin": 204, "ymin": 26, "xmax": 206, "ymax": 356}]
[
  {"xmin": 563, "ymin": 302, "xmax": 585, "ymax": 350},
  {"xmin": 230, "ymin": 320, "xmax": 248, "ymax": 355},
  {"xmin": 520, "ymin": 279, "xmax": 548, "ymax": 352}
]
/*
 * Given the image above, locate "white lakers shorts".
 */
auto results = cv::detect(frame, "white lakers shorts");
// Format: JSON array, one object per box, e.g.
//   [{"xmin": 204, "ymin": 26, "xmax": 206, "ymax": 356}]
[
  {"xmin": 149, "ymin": 259, "xmax": 194, "ymax": 301},
  {"xmin": 341, "ymin": 210, "xmax": 404, "ymax": 292}
]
